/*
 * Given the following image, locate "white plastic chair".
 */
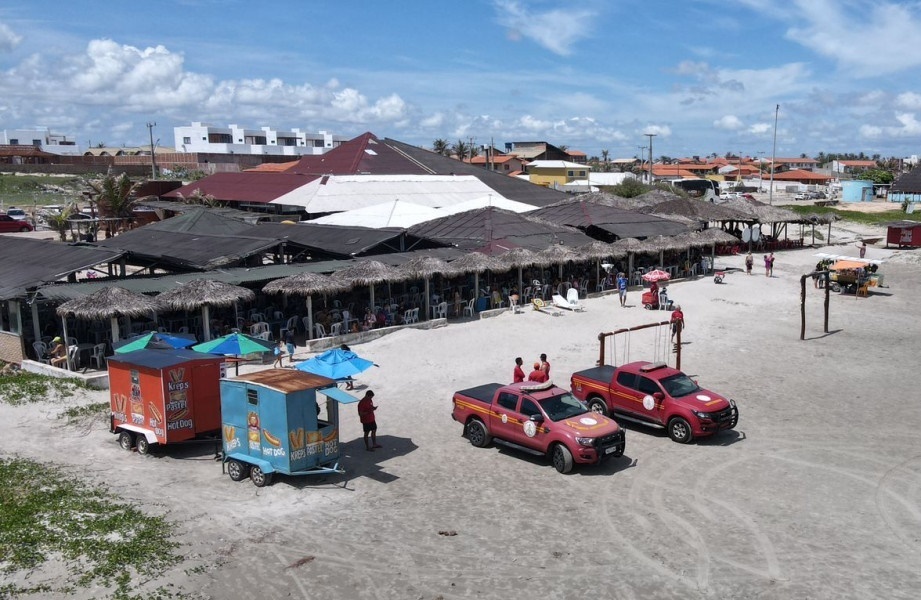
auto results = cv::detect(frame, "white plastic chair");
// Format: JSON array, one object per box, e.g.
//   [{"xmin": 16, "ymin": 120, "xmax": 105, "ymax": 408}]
[
  {"xmin": 330, "ymin": 322, "xmax": 342, "ymax": 336},
  {"xmin": 91, "ymin": 343, "xmax": 107, "ymax": 369},
  {"xmin": 410, "ymin": 307, "xmax": 419, "ymax": 323},
  {"xmin": 33, "ymin": 341, "xmax": 50, "ymax": 364},
  {"xmin": 314, "ymin": 323, "xmax": 327, "ymax": 338},
  {"xmin": 463, "ymin": 298, "xmax": 475, "ymax": 318},
  {"xmin": 435, "ymin": 301, "xmax": 448, "ymax": 319}
]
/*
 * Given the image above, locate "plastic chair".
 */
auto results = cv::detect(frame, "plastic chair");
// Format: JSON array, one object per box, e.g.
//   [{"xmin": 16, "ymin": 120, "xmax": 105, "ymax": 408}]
[
  {"xmin": 33, "ymin": 341, "xmax": 50, "ymax": 364},
  {"xmin": 314, "ymin": 323, "xmax": 328, "ymax": 338},
  {"xmin": 67, "ymin": 345, "xmax": 80, "ymax": 370},
  {"xmin": 91, "ymin": 343, "xmax": 107, "ymax": 369},
  {"xmin": 435, "ymin": 301, "xmax": 448, "ymax": 319},
  {"xmin": 410, "ymin": 307, "xmax": 419, "ymax": 323},
  {"xmin": 463, "ymin": 298, "xmax": 476, "ymax": 318},
  {"xmin": 330, "ymin": 322, "xmax": 342, "ymax": 336}
]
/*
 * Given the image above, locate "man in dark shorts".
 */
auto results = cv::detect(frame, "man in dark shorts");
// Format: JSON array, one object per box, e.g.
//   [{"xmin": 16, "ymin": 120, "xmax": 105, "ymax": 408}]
[{"xmin": 358, "ymin": 390, "xmax": 382, "ymax": 451}]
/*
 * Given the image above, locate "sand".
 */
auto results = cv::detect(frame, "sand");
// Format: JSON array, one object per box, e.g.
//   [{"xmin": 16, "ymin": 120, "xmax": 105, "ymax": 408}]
[{"xmin": 3, "ymin": 216, "xmax": 921, "ymax": 599}]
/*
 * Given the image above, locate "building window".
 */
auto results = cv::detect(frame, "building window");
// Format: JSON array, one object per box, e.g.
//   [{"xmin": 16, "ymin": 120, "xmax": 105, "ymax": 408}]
[
  {"xmin": 314, "ymin": 140, "xmax": 324, "ymax": 147},
  {"xmin": 183, "ymin": 137, "xmax": 191, "ymax": 144},
  {"xmin": 568, "ymin": 170, "xmax": 574, "ymax": 177},
  {"xmin": 9, "ymin": 139, "xmax": 18, "ymax": 144}
]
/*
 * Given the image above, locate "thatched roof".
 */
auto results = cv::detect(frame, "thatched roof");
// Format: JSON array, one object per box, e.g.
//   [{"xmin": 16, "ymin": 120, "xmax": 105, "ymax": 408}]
[
  {"xmin": 500, "ymin": 247, "xmax": 541, "ymax": 269},
  {"xmin": 399, "ymin": 256, "xmax": 451, "ymax": 279},
  {"xmin": 640, "ymin": 197, "xmax": 748, "ymax": 222},
  {"xmin": 157, "ymin": 279, "xmax": 255, "ymax": 311},
  {"xmin": 688, "ymin": 228, "xmax": 740, "ymax": 245},
  {"xmin": 715, "ymin": 197, "xmax": 801, "ymax": 222},
  {"xmin": 643, "ymin": 234, "xmax": 690, "ymax": 253},
  {"xmin": 56, "ymin": 286, "xmax": 159, "ymax": 319},
  {"xmin": 610, "ymin": 237, "xmax": 649, "ymax": 253},
  {"xmin": 572, "ymin": 191, "xmax": 662, "ymax": 211},
  {"xmin": 262, "ymin": 272, "xmax": 348, "ymax": 296},
  {"xmin": 536, "ymin": 243, "xmax": 579, "ymax": 267},
  {"xmin": 578, "ymin": 240, "xmax": 626, "ymax": 260},
  {"xmin": 332, "ymin": 260, "xmax": 403, "ymax": 286},
  {"xmin": 447, "ymin": 252, "xmax": 503, "ymax": 276}
]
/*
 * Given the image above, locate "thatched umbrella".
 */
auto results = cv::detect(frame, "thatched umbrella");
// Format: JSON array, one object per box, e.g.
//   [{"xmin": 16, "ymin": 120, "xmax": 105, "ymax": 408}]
[
  {"xmin": 57, "ymin": 286, "xmax": 160, "ymax": 369},
  {"xmin": 537, "ymin": 243, "xmax": 579, "ymax": 279},
  {"xmin": 447, "ymin": 252, "xmax": 503, "ymax": 305},
  {"xmin": 399, "ymin": 256, "xmax": 451, "ymax": 320},
  {"xmin": 684, "ymin": 229, "xmax": 741, "ymax": 272},
  {"xmin": 498, "ymin": 247, "xmax": 541, "ymax": 299},
  {"xmin": 579, "ymin": 241, "xmax": 626, "ymax": 290},
  {"xmin": 263, "ymin": 272, "xmax": 348, "ymax": 340},
  {"xmin": 640, "ymin": 197, "xmax": 747, "ymax": 223},
  {"xmin": 332, "ymin": 260, "xmax": 402, "ymax": 312},
  {"xmin": 156, "ymin": 279, "xmax": 255, "ymax": 342},
  {"xmin": 610, "ymin": 237, "xmax": 648, "ymax": 278},
  {"xmin": 643, "ymin": 234, "xmax": 690, "ymax": 268}
]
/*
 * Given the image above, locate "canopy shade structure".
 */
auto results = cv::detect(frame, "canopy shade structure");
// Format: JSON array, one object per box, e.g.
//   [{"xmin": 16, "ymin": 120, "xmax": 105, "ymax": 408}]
[
  {"xmin": 310, "ymin": 199, "xmax": 441, "ymax": 229},
  {"xmin": 296, "ymin": 348, "xmax": 376, "ymax": 380},
  {"xmin": 156, "ymin": 279, "xmax": 256, "ymax": 341},
  {"xmin": 114, "ymin": 331, "xmax": 197, "ymax": 354}
]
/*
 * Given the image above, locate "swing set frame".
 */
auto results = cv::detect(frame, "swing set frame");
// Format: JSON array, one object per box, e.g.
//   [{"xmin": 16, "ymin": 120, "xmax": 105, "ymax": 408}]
[{"xmin": 596, "ymin": 320, "xmax": 682, "ymax": 370}]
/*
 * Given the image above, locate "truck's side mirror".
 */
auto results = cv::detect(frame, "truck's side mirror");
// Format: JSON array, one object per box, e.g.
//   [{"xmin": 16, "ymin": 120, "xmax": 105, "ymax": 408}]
[{"xmin": 529, "ymin": 414, "xmax": 545, "ymax": 424}]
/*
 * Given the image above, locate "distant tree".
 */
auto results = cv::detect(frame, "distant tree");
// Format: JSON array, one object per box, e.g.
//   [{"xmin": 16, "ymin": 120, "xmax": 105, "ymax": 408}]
[
  {"xmin": 610, "ymin": 178, "xmax": 652, "ymax": 198},
  {"xmin": 432, "ymin": 139, "xmax": 450, "ymax": 156},
  {"xmin": 95, "ymin": 142, "xmax": 106, "ymax": 148},
  {"xmin": 179, "ymin": 189, "xmax": 222, "ymax": 208},
  {"xmin": 451, "ymin": 140, "xmax": 469, "ymax": 160},
  {"xmin": 559, "ymin": 144, "xmax": 569, "ymax": 153},
  {"xmin": 86, "ymin": 173, "xmax": 138, "ymax": 230},
  {"xmin": 860, "ymin": 169, "xmax": 894, "ymax": 184},
  {"xmin": 44, "ymin": 203, "xmax": 79, "ymax": 242},
  {"xmin": 601, "ymin": 149, "xmax": 609, "ymax": 163}
]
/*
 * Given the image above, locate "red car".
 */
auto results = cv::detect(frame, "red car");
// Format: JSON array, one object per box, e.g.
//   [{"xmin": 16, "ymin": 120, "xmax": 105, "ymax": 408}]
[{"xmin": 0, "ymin": 214, "xmax": 34, "ymax": 233}]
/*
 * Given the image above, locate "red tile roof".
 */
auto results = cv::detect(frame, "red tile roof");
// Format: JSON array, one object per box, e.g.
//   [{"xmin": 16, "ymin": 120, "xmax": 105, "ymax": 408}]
[
  {"xmin": 163, "ymin": 172, "xmax": 316, "ymax": 204},
  {"xmin": 285, "ymin": 132, "xmax": 430, "ymax": 176},
  {"xmin": 770, "ymin": 169, "xmax": 832, "ymax": 182}
]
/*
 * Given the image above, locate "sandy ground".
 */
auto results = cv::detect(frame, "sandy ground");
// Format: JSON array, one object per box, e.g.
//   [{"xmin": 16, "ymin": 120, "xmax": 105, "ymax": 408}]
[{"xmin": 3, "ymin": 215, "xmax": 921, "ymax": 599}]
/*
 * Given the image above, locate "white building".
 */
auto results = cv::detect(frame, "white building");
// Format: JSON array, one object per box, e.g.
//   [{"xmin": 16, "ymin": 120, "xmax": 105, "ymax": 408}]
[
  {"xmin": 0, "ymin": 127, "xmax": 82, "ymax": 155},
  {"xmin": 173, "ymin": 122, "xmax": 346, "ymax": 156}
]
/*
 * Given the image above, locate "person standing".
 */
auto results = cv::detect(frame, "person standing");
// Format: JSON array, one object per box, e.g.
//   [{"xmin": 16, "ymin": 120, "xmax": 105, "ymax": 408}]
[
  {"xmin": 272, "ymin": 340, "xmax": 285, "ymax": 368},
  {"xmin": 745, "ymin": 252, "xmax": 754, "ymax": 275},
  {"xmin": 284, "ymin": 328, "xmax": 296, "ymax": 364},
  {"xmin": 357, "ymin": 390, "xmax": 382, "ymax": 451},
  {"xmin": 616, "ymin": 272, "xmax": 628, "ymax": 307},
  {"xmin": 857, "ymin": 241, "xmax": 867, "ymax": 259},
  {"xmin": 670, "ymin": 305, "xmax": 685, "ymax": 348},
  {"xmin": 513, "ymin": 357, "xmax": 525, "ymax": 383},
  {"xmin": 768, "ymin": 252, "xmax": 775, "ymax": 277},
  {"xmin": 539, "ymin": 353, "xmax": 550, "ymax": 378},
  {"xmin": 528, "ymin": 362, "xmax": 548, "ymax": 383}
]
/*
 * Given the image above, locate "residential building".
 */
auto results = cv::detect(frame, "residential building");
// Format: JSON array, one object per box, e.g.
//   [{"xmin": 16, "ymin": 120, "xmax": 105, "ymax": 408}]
[
  {"xmin": 467, "ymin": 154, "xmax": 527, "ymax": 173},
  {"xmin": 525, "ymin": 160, "xmax": 591, "ymax": 189},
  {"xmin": 173, "ymin": 122, "xmax": 347, "ymax": 156},
  {"xmin": 889, "ymin": 167, "xmax": 921, "ymax": 204},
  {"xmin": 771, "ymin": 157, "xmax": 819, "ymax": 172},
  {"xmin": 0, "ymin": 127, "xmax": 82, "ymax": 155},
  {"xmin": 503, "ymin": 141, "xmax": 570, "ymax": 161},
  {"xmin": 831, "ymin": 159, "xmax": 878, "ymax": 174}
]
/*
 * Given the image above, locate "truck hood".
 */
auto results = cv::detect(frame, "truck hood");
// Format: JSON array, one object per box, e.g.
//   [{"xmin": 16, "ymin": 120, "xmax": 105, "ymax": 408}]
[
  {"xmin": 560, "ymin": 413, "xmax": 621, "ymax": 436},
  {"xmin": 675, "ymin": 389, "xmax": 731, "ymax": 411}
]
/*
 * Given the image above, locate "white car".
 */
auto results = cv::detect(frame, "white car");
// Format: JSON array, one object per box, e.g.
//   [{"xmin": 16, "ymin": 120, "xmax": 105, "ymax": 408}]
[
  {"xmin": 793, "ymin": 193, "xmax": 807, "ymax": 200},
  {"xmin": 6, "ymin": 207, "xmax": 27, "ymax": 220}
]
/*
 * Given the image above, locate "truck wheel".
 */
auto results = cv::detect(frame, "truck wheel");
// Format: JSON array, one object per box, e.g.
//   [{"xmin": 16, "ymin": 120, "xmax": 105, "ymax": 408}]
[
  {"xmin": 250, "ymin": 466, "xmax": 272, "ymax": 487},
  {"xmin": 466, "ymin": 419, "xmax": 491, "ymax": 448},
  {"xmin": 117, "ymin": 431, "xmax": 135, "ymax": 451},
  {"xmin": 588, "ymin": 398, "xmax": 608, "ymax": 416},
  {"xmin": 227, "ymin": 459, "xmax": 249, "ymax": 482},
  {"xmin": 667, "ymin": 417, "xmax": 693, "ymax": 443},
  {"xmin": 136, "ymin": 436, "xmax": 152, "ymax": 455},
  {"xmin": 551, "ymin": 444, "xmax": 573, "ymax": 474}
]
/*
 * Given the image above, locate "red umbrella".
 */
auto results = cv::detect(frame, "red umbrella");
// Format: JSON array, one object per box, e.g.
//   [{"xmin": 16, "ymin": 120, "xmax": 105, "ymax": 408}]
[{"xmin": 641, "ymin": 269, "xmax": 671, "ymax": 282}]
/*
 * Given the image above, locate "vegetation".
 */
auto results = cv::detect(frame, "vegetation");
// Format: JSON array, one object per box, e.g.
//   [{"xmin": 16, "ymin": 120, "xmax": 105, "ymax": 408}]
[
  {"xmin": 0, "ymin": 457, "xmax": 186, "ymax": 599},
  {"xmin": 0, "ymin": 369, "xmax": 88, "ymax": 406},
  {"xmin": 0, "ymin": 174, "xmax": 85, "ymax": 207},
  {"xmin": 41, "ymin": 202, "xmax": 80, "ymax": 241},
  {"xmin": 60, "ymin": 401, "xmax": 109, "ymax": 426},
  {"xmin": 431, "ymin": 138, "xmax": 450, "ymax": 156},
  {"xmin": 88, "ymin": 173, "xmax": 138, "ymax": 221},
  {"xmin": 786, "ymin": 204, "xmax": 912, "ymax": 227}
]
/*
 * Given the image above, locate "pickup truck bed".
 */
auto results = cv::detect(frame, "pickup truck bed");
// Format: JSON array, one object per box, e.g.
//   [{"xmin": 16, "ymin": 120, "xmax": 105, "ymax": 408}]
[
  {"xmin": 454, "ymin": 383, "xmax": 503, "ymax": 405},
  {"xmin": 574, "ymin": 365, "xmax": 615, "ymax": 382}
]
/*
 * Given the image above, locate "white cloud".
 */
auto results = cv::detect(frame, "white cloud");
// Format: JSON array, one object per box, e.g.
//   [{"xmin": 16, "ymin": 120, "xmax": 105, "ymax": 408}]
[
  {"xmin": 714, "ymin": 115, "xmax": 743, "ymax": 130},
  {"xmin": 749, "ymin": 123, "xmax": 772, "ymax": 135},
  {"xmin": 859, "ymin": 112, "xmax": 921, "ymax": 139},
  {"xmin": 0, "ymin": 21, "xmax": 22, "ymax": 52},
  {"xmin": 493, "ymin": 0, "xmax": 596, "ymax": 56},
  {"xmin": 642, "ymin": 125, "xmax": 671, "ymax": 137},
  {"xmin": 859, "ymin": 124, "xmax": 883, "ymax": 138},
  {"xmin": 896, "ymin": 92, "xmax": 921, "ymax": 110}
]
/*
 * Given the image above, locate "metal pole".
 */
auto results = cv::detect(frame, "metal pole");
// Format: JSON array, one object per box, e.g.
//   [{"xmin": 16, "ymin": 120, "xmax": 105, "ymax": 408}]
[
  {"xmin": 146, "ymin": 121, "xmax": 158, "ymax": 180},
  {"xmin": 644, "ymin": 133, "xmax": 656, "ymax": 185},
  {"xmin": 769, "ymin": 105, "xmax": 779, "ymax": 205}
]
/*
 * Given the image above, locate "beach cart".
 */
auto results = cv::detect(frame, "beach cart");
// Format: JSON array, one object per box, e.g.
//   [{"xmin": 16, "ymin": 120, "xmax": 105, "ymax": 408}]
[
  {"xmin": 220, "ymin": 369, "xmax": 359, "ymax": 487},
  {"xmin": 107, "ymin": 348, "xmax": 225, "ymax": 455}
]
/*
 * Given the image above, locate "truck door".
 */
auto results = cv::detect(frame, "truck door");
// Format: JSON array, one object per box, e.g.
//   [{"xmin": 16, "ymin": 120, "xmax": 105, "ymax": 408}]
[
  {"xmin": 492, "ymin": 391, "xmax": 521, "ymax": 440},
  {"xmin": 516, "ymin": 397, "xmax": 549, "ymax": 451},
  {"xmin": 635, "ymin": 376, "xmax": 666, "ymax": 425},
  {"xmin": 613, "ymin": 371, "xmax": 663, "ymax": 424}
]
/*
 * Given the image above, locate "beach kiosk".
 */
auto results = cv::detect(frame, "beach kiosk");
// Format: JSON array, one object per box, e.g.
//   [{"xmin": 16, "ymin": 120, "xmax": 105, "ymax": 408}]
[
  {"xmin": 108, "ymin": 348, "xmax": 225, "ymax": 455},
  {"xmin": 220, "ymin": 369, "xmax": 358, "ymax": 487}
]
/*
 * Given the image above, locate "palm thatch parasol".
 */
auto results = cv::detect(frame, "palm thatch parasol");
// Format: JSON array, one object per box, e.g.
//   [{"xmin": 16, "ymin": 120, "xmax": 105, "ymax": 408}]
[
  {"xmin": 446, "ymin": 252, "xmax": 503, "ymax": 304},
  {"xmin": 332, "ymin": 260, "xmax": 402, "ymax": 309},
  {"xmin": 640, "ymin": 197, "xmax": 748, "ymax": 222},
  {"xmin": 156, "ymin": 279, "xmax": 255, "ymax": 341},
  {"xmin": 263, "ymin": 272, "xmax": 349, "ymax": 340},
  {"xmin": 57, "ymin": 286, "xmax": 160, "ymax": 368},
  {"xmin": 578, "ymin": 241, "xmax": 627, "ymax": 289},
  {"xmin": 494, "ymin": 247, "xmax": 541, "ymax": 298},
  {"xmin": 399, "ymin": 256, "xmax": 451, "ymax": 320},
  {"xmin": 610, "ymin": 237, "xmax": 650, "ymax": 279},
  {"xmin": 537, "ymin": 243, "xmax": 579, "ymax": 279}
]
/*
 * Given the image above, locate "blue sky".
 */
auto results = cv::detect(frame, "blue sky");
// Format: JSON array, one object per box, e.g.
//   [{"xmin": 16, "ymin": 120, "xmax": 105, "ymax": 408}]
[{"xmin": 2, "ymin": 0, "xmax": 920, "ymax": 159}]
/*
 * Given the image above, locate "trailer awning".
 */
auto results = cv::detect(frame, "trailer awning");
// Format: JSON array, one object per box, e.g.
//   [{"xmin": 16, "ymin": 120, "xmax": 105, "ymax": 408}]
[{"xmin": 319, "ymin": 387, "xmax": 360, "ymax": 404}]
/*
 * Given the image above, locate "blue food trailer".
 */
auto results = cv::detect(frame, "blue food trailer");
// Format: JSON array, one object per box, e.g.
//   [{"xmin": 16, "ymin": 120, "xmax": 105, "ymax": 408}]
[{"xmin": 220, "ymin": 369, "xmax": 358, "ymax": 486}]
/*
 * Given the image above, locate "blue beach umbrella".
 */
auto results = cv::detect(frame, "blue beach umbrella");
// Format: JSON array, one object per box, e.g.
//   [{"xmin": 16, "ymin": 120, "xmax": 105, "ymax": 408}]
[
  {"xmin": 191, "ymin": 332, "xmax": 275, "ymax": 356},
  {"xmin": 295, "ymin": 348, "xmax": 375, "ymax": 380}
]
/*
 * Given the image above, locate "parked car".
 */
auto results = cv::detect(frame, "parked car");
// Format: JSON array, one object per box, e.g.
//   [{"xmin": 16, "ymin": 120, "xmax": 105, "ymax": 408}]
[
  {"xmin": 0, "ymin": 214, "xmax": 34, "ymax": 232},
  {"xmin": 793, "ymin": 193, "xmax": 807, "ymax": 200},
  {"xmin": 6, "ymin": 207, "xmax": 28, "ymax": 220}
]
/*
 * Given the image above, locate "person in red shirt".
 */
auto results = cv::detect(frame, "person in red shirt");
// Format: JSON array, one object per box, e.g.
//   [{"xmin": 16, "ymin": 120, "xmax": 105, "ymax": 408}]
[
  {"xmin": 357, "ymin": 390, "xmax": 382, "ymax": 451},
  {"xmin": 528, "ymin": 362, "xmax": 548, "ymax": 383},
  {"xmin": 670, "ymin": 305, "xmax": 685, "ymax": 345},
  {"xmin": 539, "ymin": 353, "xmax": 550, "ymax": 377},
  {"xmin": 513, "ymin": 357, "xmax": 525, "ymax": 383}
]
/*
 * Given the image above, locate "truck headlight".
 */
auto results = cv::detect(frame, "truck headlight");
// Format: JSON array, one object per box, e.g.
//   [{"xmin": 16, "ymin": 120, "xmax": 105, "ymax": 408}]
[
  {"xmin": 575, "ymin": 436, "xmax": 595, "ymax": 447},
  {"xmin": 693, "ymin": 410, "xmax": 713, "ymax": 420}
]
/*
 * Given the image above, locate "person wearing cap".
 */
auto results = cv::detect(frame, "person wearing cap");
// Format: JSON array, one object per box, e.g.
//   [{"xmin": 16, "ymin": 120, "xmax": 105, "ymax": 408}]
[
  {"xmin": 357, "ymin": 390, "xmax": 382, "ymax": 451},
  {"xmin": 527, "ymin": 362, "xmax": 548, "ymax": 383},
  {"xmin": 49, "ymin": 336, "xmax": 68, "ymax": 368}
]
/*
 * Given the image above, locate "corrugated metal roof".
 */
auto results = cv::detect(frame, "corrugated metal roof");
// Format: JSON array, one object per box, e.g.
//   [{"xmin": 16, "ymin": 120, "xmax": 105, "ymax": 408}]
[
  {"xmin": 252, "ymin": 222, "xmax": 450, "ymax": 257},
  {"xmin": 142, "ymin": 207, "xmax": 257, "ymax": 235},
  {"xmin": 285, "ymin": 132, "xmax": 430, "ymax": 176},
  {"xmin": 95, "ymin": 229, "xmax": 283, "ymax": 270},
  {"xmin": 0, "ymin": 237, "xmax": 125, "ymax": 300},
  {"xmin": 529, "ymin": 201, "xmax": 689, "ymax": 239},
  {"xmin": 163, "ymin": 172, "xmax": 316, "ymax": 204}
]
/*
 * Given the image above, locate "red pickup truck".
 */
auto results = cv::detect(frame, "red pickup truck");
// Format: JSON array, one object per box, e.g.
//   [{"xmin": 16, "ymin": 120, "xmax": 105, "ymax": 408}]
[
  {"xmin": 570, "ymin": 361, "xmax": 738, "ymax": 443},
  {"xmin": 451, "ymin": 380, "xmax": 625, "ymax": 473}
]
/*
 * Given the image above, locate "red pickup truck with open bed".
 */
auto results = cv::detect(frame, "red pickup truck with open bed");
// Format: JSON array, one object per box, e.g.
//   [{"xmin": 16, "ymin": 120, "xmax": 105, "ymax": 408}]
[
  {"xmin": 570, "ymin": 361, "xmax": 738, "ymax": 443},
  {"xmin": 452, "ymin": 380, "xmax": 625, "ymax": 473}
]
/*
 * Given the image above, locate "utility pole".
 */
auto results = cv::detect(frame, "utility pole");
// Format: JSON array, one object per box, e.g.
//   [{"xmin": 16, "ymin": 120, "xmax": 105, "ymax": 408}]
[
  {"xmin": 769, "ymin": 105, "xmax": 779, "ymax": 205},
  {"xmin": 146, "ymin": 121, "xmax": 158, "ymax": 180},
  {"xmin": 644, "ymin": 133, "xmax": 656, "ymax": 185}
]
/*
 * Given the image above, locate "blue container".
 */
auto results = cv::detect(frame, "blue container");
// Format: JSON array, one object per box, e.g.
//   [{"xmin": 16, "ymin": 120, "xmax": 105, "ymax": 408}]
[{"xmin": 220, "ymin": 369, "xmax": 359, "ymax": 486}]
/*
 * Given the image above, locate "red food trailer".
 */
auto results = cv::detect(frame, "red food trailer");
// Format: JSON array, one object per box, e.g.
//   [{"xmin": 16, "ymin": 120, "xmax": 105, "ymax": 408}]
[
  {"xmin": 107, "ymin": 348, "xmax": 225, "ymax": 454},
  {"xmin": 886, "ymin": 220, "xmax": 921, "ymax": 248}
]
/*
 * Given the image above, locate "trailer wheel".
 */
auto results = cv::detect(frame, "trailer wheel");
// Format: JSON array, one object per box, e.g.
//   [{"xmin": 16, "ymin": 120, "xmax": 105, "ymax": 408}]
[
  {"xmin": 227, "ymin": 459, "xmax": 249, "ymax": 482},
  {"xmin": 551, "ymin": 444, "xmax": 573, "ymax": 474},
  {"xmin": 136, "ymin": 436, "xmax": 152, "ymax": 455},
  {"xmin": 250, "ymin": 466, "xmax": 272, "ymax": 487},
  {"xmin": 117, "ymin": 431, "xmax": 135, "ymax": 451},
  {"xmin": 588, "ymin": 398, "xmax": 608, "ymax": 416},
  {"xmin": 465, "ymin": 419, "xmax": 491, "ymax": 448},
  {"xmin": 667, "ymin": 417, "xmax": 693, "ymax": 444}
]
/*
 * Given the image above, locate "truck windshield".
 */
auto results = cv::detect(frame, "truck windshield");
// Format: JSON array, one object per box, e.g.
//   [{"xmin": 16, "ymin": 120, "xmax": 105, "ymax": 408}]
[
  {"xmin": 539, "ymin": 393, "xmax": 588, "ymax": 422},
  {"xmin": 660, "ymin": 374, "xmax": 700, "ymax": 397}
]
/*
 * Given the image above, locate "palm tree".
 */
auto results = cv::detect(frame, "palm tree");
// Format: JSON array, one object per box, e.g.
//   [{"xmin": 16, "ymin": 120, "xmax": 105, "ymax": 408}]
[
  {"xmin": 451, "ymin": 140, "xmax": 469, "ymax": 160},
  {"xmin": 432, "ymin": 139, "xmax": 450, "ymax": 156},
  {"xmin": 44, "ymin": 203, "xmax": 79, "ymax": 242},
  {"xmin": 87, "ymin": 173, "xmax": 137, "ymax": 231}
]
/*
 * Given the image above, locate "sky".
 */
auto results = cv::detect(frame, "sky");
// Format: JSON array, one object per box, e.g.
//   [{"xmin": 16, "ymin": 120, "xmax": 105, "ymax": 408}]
[{"xmin": 1, "ymin": 0, "xmax": 920, "ymax": 160}]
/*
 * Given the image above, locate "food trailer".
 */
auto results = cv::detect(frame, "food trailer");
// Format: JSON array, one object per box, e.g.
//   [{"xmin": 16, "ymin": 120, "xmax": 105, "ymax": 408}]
[
  {"xmin": 108, "ymin": 348, "xmax": 225, "ymax": 454},
  {"xmin": 886, "ymin": 220, "xmax": 921, "ymax": 249},
  {"xmin": 220, "ymin": 369, "xmax": 358, "ymax": 487}
]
